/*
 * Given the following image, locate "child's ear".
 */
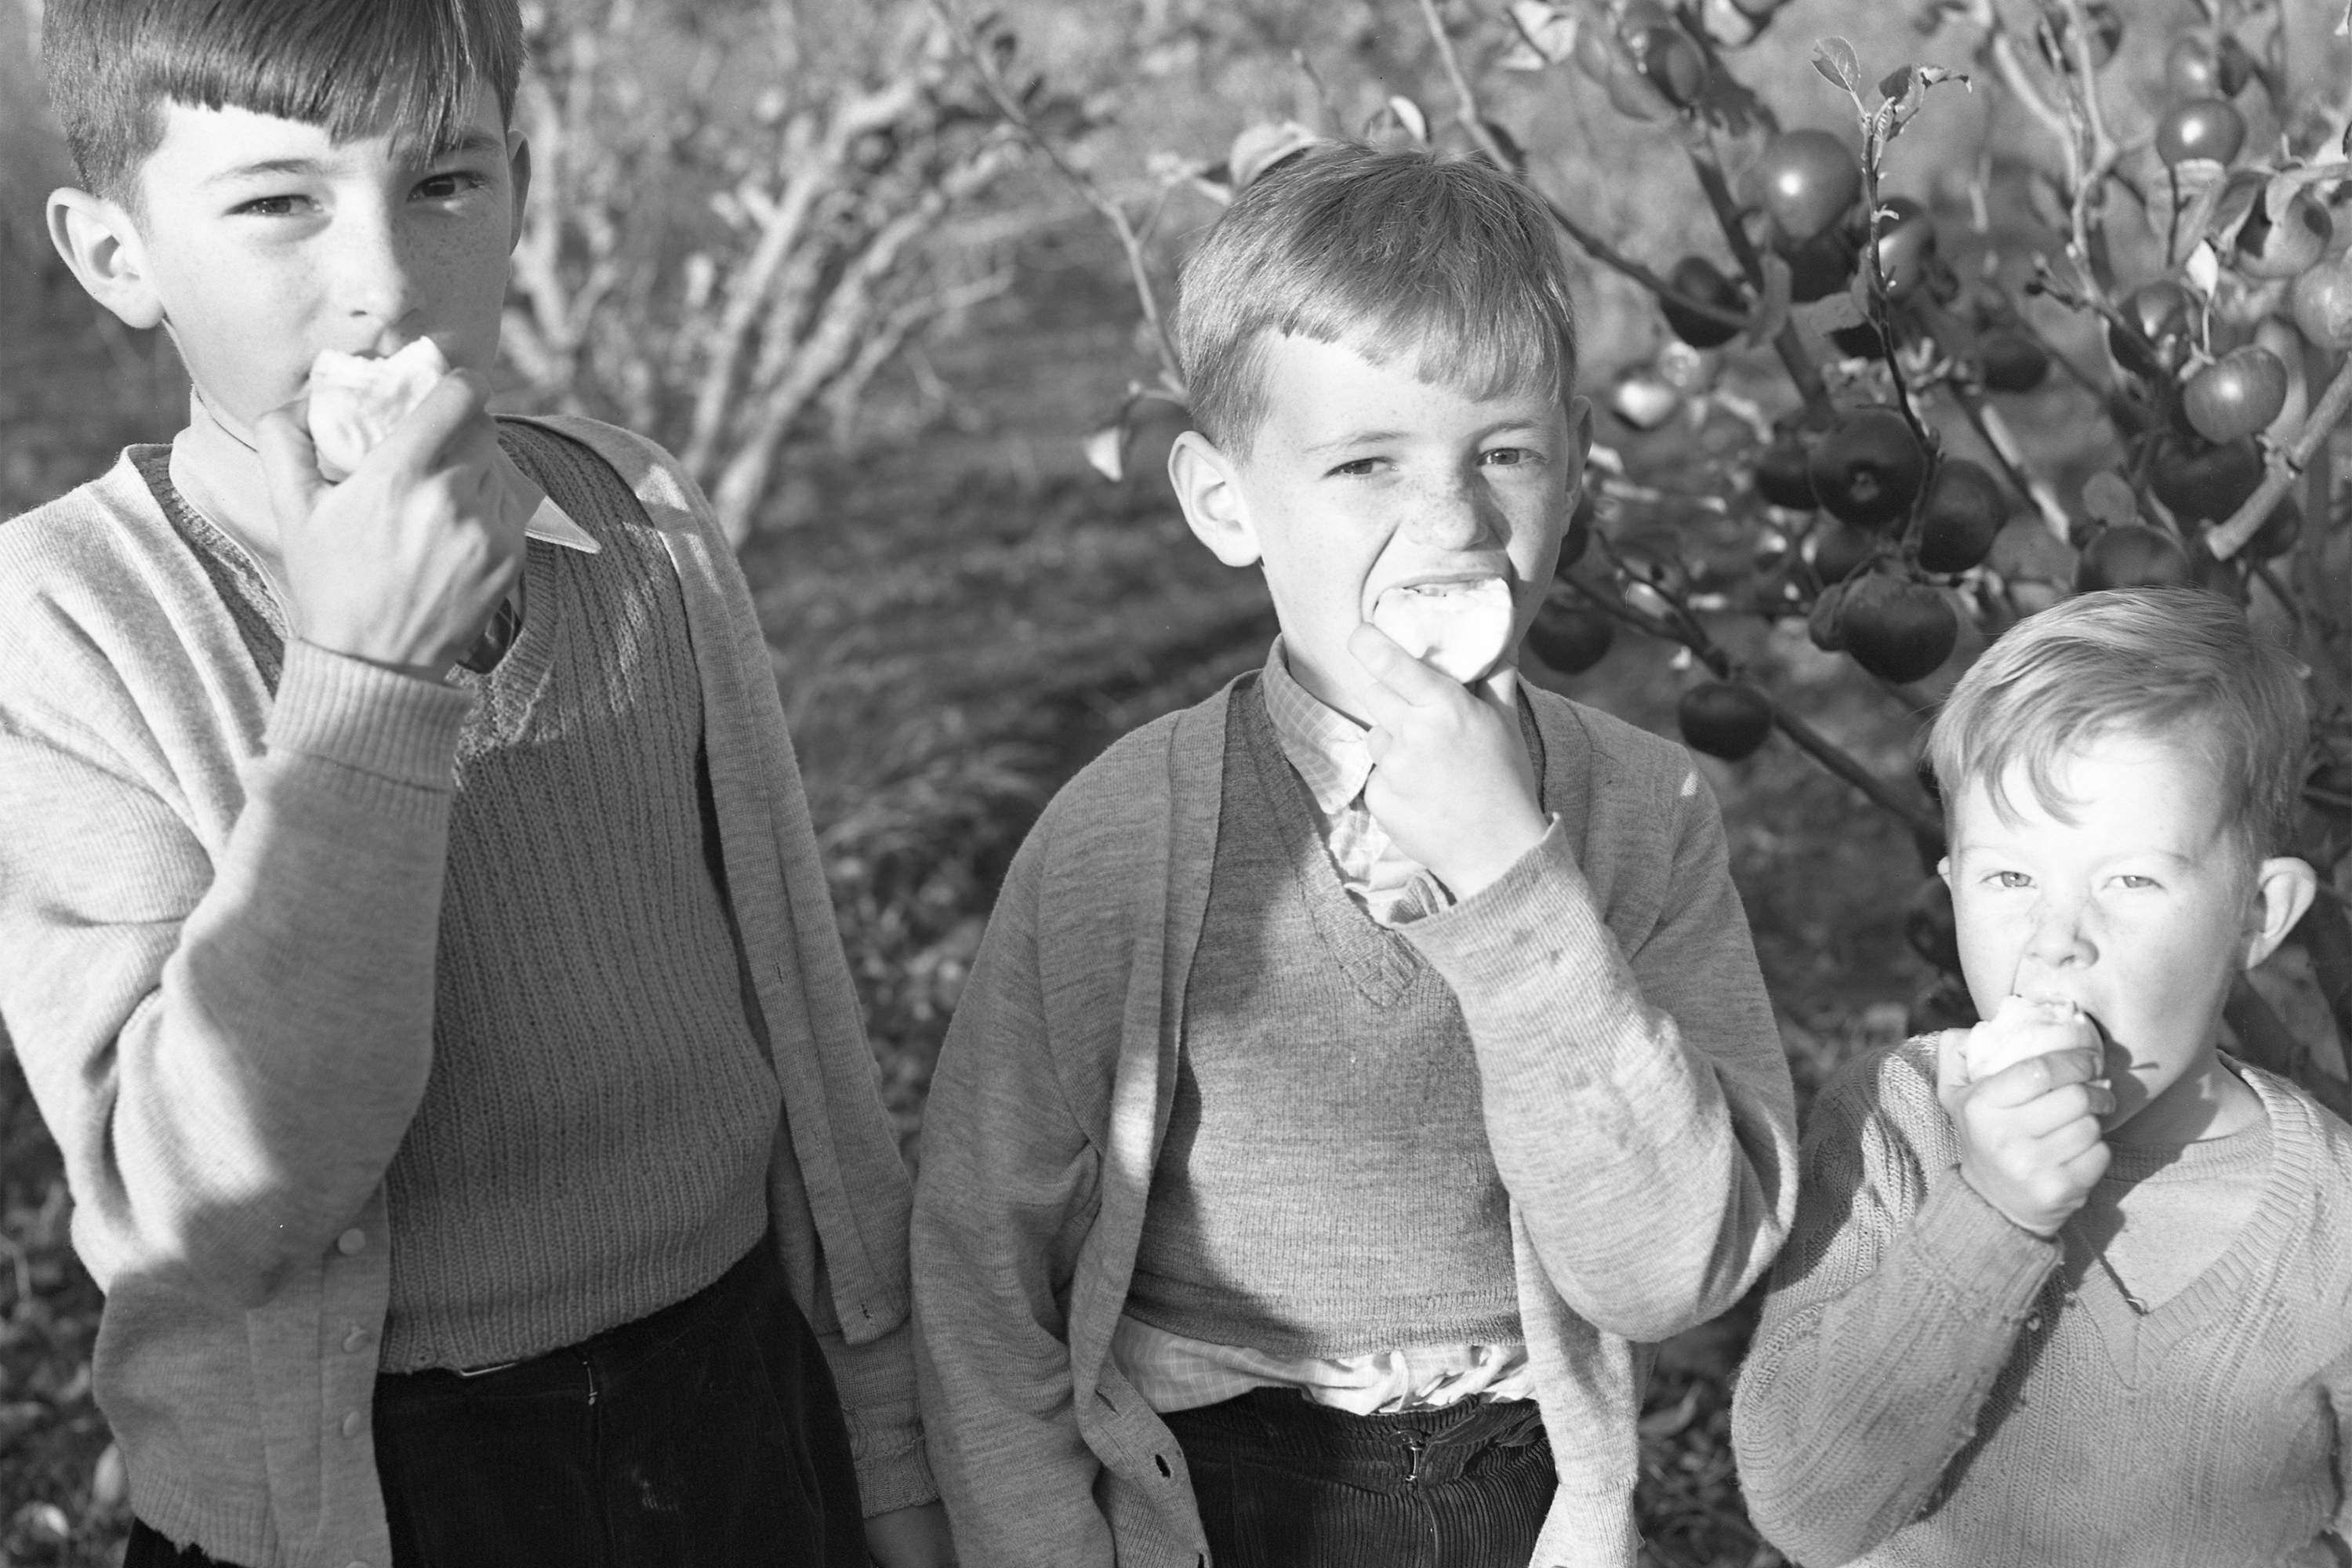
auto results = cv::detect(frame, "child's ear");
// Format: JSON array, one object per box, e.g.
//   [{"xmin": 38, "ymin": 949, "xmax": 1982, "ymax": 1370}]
[
  {"xmin": 48, "ymin": 187, "xmax": 163, "ymax": 330},
  {"xmin": 1168, "ymin": 430, "xmax": 1261, "ymax": 568},
  {"xmin": 2242, "ymin": 855, "xmax": 2319, "ymax": 969},
  {"xmin": 1566, "ymin": 393, "xmax": 1595, "ymax": 474},
  {"xmin": 504, "ymin": 132, "xmax": 534, "ymax": 253}
]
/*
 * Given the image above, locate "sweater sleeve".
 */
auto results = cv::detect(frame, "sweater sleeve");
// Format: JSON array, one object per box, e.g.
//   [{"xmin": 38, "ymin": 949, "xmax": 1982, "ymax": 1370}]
[
  {"xmin": 1397, "ymin": 773, "xmax": 1798, "ymax": 1343},
  {"xmin": 1730, "ymin": 1053, "xmax": 2060, "ymax": 1566},
  {"xmin": 0, "ymin": 639, "xmax": 472, "ymax": 1309},
  {"xmin": 910, "ymin": 827, "xmax": 1115, "ymax": 1568}
]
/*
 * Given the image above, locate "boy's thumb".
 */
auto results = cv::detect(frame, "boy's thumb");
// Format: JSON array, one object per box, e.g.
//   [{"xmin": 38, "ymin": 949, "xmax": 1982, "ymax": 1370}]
[
  {"xmin": 1931, "ymin": 1028, "xmax": 1971, "ymax": 1106},
  {"xmin": 253, "ymin": 402, "xmax": 325, "ymax": 528}
]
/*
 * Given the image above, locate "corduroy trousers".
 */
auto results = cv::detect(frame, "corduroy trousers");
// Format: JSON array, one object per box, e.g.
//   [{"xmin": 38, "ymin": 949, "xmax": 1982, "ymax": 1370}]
[{"xmin": 1160, "ymin": 1387, "xmax": 1557, "ymax": 1568}]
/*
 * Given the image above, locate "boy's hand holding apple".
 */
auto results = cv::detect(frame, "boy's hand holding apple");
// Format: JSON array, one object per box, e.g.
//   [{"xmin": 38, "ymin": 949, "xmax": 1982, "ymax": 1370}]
[
  {"xmin": 1935, "ymin": 995, "xmax": 2115, "ymax": 1236},
  {"xmin": 254, "ymin": 348, "xmax": 529, "ymax": 684},
  {"xmin": 1348, "ymin": 616, "xmax": 1547, "ymax": 902}
]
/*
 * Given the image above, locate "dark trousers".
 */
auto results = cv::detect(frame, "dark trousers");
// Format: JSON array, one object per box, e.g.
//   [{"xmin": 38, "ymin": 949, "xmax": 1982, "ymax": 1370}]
[
  {"xmin": 127, "ymin": 1238, "xmax": 867, "ymax": 1568},
  {"xmin": 1160, "ymin": 1388, "xmax": 1556, "ymax": 1568}
]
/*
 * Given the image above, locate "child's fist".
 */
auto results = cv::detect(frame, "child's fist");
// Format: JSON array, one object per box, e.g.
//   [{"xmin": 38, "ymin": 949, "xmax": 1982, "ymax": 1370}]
[
  {"xmin": 1348, "ymin": 621, "xmax": 1546, "ymax": 900},
  {"xmin": 1934, "ymin": 1006, "xmax": 2114, "ymax": 1237}
]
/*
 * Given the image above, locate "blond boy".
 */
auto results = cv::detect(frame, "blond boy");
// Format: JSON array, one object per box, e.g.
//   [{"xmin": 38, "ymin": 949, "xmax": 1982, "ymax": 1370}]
[
  {"xmin": 913, "ymin": 143, "xmax": 1798, "ymax": 1568},
  {"xmin": 1734, "ymin": 588, "xmax": 2352, "ymax": 1564}
]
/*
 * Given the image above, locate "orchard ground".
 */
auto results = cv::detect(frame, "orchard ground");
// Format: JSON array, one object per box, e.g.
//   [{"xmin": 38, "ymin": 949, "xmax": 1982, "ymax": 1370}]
[{"xmin": 0, "ymin": 207, "xmax": 1937, "ymax": 1566}]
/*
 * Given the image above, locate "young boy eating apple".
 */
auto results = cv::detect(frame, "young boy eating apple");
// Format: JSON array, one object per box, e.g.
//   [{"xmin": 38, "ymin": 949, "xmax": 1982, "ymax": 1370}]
[
  {"xmin": 912, "ymin": 141, "xmax": 1799, "ymax": 1568},
  {"xmin": 2, "ymin": 2, "xmax": 951, "ymax": 1563},
  {"xmin": 1733, "ymin": 587, "xmax": 2352, "ymax": 1564}
]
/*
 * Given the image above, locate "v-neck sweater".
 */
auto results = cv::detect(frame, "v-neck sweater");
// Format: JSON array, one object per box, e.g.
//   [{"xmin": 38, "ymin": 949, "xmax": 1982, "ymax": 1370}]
[
  {"xmin": 1124, "ymin": 683, "xmax": 1519, "ymax": 1358},
  {"xmin": 912, "ymin": 672, "xmax": 1799, "ymax": 1568},
  {"xmin": 0, "ymin": 416, "xmax": 931, "ymax": 1567},
  {"xmin": 1733, "ymin": 1040, "xmax": 2352, "ymax": 1566}
]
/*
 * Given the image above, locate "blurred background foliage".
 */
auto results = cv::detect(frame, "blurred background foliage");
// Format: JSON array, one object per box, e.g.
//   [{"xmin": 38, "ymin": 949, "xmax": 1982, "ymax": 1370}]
[{"xmin": 5, "ymin": 0, "xmax": 2352, "ymax": 1561}]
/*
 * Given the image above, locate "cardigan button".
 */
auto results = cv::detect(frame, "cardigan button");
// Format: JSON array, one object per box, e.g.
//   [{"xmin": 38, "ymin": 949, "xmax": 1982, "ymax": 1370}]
[
  {"xmin": 343, "ymin": 1326, "xmax": 370, "ymax": 1354},
  {"xmin": 336, "ymin": 1228, "xmax": 366, "ymax": 1256},
  {"xmin": 341, "ymin": 1411, "xmax": 365, "ymax": 1439}
]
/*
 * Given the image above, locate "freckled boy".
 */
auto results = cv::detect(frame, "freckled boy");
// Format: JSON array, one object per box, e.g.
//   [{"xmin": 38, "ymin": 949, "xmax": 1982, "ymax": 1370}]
[{"xmin": 912, "ymin": 142, "xmax": 1798, "ymax": 1568}]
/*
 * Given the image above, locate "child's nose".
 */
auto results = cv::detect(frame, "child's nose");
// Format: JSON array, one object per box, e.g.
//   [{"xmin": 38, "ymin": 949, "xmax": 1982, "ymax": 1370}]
[
  {"xmin": 1401, "ymin": 476, "xmax": 1500, "ymax": 552},
  {"xmin": 328, "ymin": 205, "xmax": 424, "ymax": 343},
  {"xmin": 2018, "ymin": 894, "xmax": 2097, "ymax": 971}
]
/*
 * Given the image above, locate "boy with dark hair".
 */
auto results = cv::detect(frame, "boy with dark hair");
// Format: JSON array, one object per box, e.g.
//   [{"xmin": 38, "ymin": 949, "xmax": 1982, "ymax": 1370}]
[
  {"xmin": 4, "ymin": 2, "xmax": 951, "ymax": 1564},
  {"xmin": 911, "ymin": 141, "xmax": 1799, "ymax": 1568},
  {"xmin": 1733, "ymin": 588, "xmax": 2352, "ymax": 1564}
]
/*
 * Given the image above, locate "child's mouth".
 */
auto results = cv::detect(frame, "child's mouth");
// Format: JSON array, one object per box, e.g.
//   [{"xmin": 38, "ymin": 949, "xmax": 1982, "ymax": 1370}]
[{"xmin": 1368, "ymin": 576, "xmax": 1515, "ymax": 684}]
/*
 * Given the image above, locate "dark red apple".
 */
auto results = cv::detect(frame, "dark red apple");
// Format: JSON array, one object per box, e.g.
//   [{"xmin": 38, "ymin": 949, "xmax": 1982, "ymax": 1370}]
[
  {"xmin": 1781, "ymin": 221, "xmax": 1863, "ymax": 303},
  {"xmin": 2165, "ymin": 34, "xmax": 2223, "ymax": 97},
  {"xmin": 2074, "ymin": 524, "xmax": 2194, "ymax": 590},
  {"xmin": 1979, "ymin": 331, "xmax": 2050, "ymax": 392},
  {"xmin": 1661, "ymin": 256, "xmax": 1745, "ymax": 349},
  {"xmin": 2292, "ymin": 256, "xmax": 2352, "ymax": 349},
  {"xmin": 2183, "ymin": 347, "xmax": 2289, "ymax": 443},
  {"xmin": 1808, "ymin": 407, "xmax": 1929, "ymax": 530},
  {"xmin": 1809, "ymin": 518, "xmax": 1877, "ymax": 584},
  {"xmin": 1839, "ymin": 575, "xmax": 1958, "ymax": 684},
  {"xmin": 1678, "ymin": 681, "xmax": 1774, "ymax": 761},
  {"xmin": 1807, "ymin": 580, "xmax": 1847, "ymax": 652},
  {"xmin": 1755, "ymin": 129, "xmax": 1863, "ymax": 244},
  {"xmin": 1871, "ymin": 197, "xmax": 1937, "ymax": 303},
  {"xmin": 1755, "ymin": 431, "xmax": 1817, "ymax": 509},
  {"xmin": 2156, "ymin": 98, "xmax": 2245, "ymax": 166},
  {"xmin": 1636, "ymin": 24, "xmax": 1706, "ymax": 107},
  {"xmin": 1916, "ymin": 459, "xmax": 2008, "ymax": 574},
  {"xmin": 2110, "ymin": 280, "xmax": 2196, "ymax": 377},
  {"xmin": 1526, "ymin": 604, "xmax": 1615, "ymax": 673},
  {"xmin": 2150, "ymin": 435, "xmax": 2262, "ymax": 520}
]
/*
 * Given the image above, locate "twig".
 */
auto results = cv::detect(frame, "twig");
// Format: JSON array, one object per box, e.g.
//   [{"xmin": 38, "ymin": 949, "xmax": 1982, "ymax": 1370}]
[
  {"xmin": 1410, "ymin": 0, "xmax": 1747, "ymax": 337},
  {"xmin": 1684, "ymin": 134, "xmax": 1836, "ymax": 423},
  {"xmin": 1947, "ymin": 383, "xmax": 2071, "ymax": 536},
  {"xmin": 2211, "ymin": 357, "xmax": 2352, "ymax": 557},
  {"xmin": 931, "ymin": 0, "xmax": 1186, "ymax": 395}
]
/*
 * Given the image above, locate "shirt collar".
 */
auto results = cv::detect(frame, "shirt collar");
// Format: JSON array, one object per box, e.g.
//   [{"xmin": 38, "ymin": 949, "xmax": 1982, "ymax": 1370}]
[{"xmin": 1260, "ymin": 637, "xmax": 1375, "ymax": 816}]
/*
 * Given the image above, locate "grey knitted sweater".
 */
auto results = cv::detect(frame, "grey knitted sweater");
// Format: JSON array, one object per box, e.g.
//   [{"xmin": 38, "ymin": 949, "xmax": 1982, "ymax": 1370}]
[
  {"xmin": 0, "ymin": 416, "xmax": 930, "ymax": 1568},
  {"xmin": 912, "ymin": 670, "xmax": 1800, "ymax": 1568},
  {"xmin": 1733, "ymin": 1040, "xmax": 2352, "ymax": 1565}
]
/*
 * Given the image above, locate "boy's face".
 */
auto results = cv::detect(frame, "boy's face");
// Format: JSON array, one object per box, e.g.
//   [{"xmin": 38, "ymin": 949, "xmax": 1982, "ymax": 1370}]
[
  {"xmin": 1943, "ymin": 729, "xmax": 2281, "ymax": 1142},
  {"xmin": 64, "ymin": 82, "xmax": 525, "ymax": 440},
  {"xmin": 1171, "ymin": 332, "xmax": 1587, "ymax": 722}
]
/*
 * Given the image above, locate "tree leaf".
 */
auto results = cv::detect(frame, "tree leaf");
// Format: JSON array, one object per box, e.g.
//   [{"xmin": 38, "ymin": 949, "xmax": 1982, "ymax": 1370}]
[
  {"xmin": 1388, "ymin": 94, "xmax": 1431, "ymax": 144},
  {"xmin": 1227, "ymin": 120, "xmax": 1324, "ymax": 191},
  {"xmin": 2185, "ymin": 240, "xmax": 2221, "ymax": 297},
  {"xmin": 1507, "ymin": 0, "xmax": 1581, "ymax": 64},
  {"xmin": 1082, "ymin": 422, "xmax": 1127, "ymax": 483},
  {"xmin": 1813, "ymin": 36, "xmax": 1862, "ymax": 95},
  {"xmin": 1878, "ymin": 64, "xmax": 1916, "ymax": 104},
  {"xmin": 2082, "ymin": 471, "xmax": 2139, "ymax": 529}
]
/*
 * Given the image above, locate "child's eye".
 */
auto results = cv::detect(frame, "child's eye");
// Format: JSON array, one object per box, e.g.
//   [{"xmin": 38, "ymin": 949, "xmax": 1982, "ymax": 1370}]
[
  {"xmin": 230, "ymin": 194, "xmax": 310, "ymax": 218},
  {"xmin": 416, "ymin": 170, "xmax": 488, "ymax": 202},
  {"xmin": 1327, "ymin": 456, "xmax": 1384, "ymax": 477},
  {"xmin": 2114, "ymin": 873, "xmax": 2161, "ymax": 890},
  {"xmin": 1479, "ymin": 446, "xmax": 1540, "ymax": 468},
  {"xmin": 1988, "ymin": 870, "xmax": 2033, "ymax": 890}
]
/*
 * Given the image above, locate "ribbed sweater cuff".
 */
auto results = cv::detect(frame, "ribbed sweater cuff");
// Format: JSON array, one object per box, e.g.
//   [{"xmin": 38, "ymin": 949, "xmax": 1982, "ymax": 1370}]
[
  {"xmin": 1912, "ymin": 1171, "xmax": 2061, "ymax": 1310},
  {"xmin": 267, "ymin": 641, "xmax": 474, "ymax": 788},
  {"xmin": 1399, "ymin": 819, "xmax": 1614, "ymax": 1002}
]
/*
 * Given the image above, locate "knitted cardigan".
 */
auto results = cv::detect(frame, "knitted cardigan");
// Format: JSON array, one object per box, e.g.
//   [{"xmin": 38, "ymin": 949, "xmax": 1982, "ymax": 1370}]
[
  {"xmin": 1733, "ymin": 1040, "xmax": 2352, "ymax": 1566},
  {"xmin": 0, "ymin": 417, "xmax": 931, "ymax": 1568},
  {"xmin": 911, "ymin": 672, "xmax": 1800, "ymax": 1568}
]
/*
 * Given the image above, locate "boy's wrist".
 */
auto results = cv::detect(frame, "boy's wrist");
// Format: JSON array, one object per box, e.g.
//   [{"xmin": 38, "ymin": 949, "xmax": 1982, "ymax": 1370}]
[{"xmin": 1428, "ymin": 807, "xmax": 1550, "ymax": 902}]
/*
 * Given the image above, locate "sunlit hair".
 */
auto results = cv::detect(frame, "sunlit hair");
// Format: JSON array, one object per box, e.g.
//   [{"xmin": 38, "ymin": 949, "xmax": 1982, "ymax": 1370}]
[
  {"xmin": 43, "ymin": 0, "xmax": 525, "ymax": 209},
  {"xmin": 1929, "ymin": 587, "xmax": 2308, "ymax": 866},
  {"xmin": 1173, "ymin": 141, "xmax": 1578, "ymax": 457}
]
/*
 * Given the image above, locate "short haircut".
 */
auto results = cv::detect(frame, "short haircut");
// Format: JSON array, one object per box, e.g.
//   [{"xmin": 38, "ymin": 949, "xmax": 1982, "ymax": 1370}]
[
  {"xmin": 1929, "ymin": 587, "xmax": 2309, "ymax": 866},
  {"xmin": 43, "ymin": 0, "xmax": 526, "ymax": 208},
  {"xmin": 1173, "ymin": 141, "xmax": 1578, "ymax": 457}
]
